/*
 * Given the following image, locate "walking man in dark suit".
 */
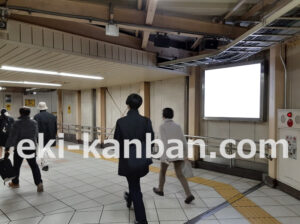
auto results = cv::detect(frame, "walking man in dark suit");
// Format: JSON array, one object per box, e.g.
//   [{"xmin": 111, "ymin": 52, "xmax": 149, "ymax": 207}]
[
  {"xmin": 34, "ymin": 102, "xmax": 57, "ymax": 171},
  {"xmin": 6, "ymin": 107, "xmax": 43, "ymax": 192},
  {"xmin": 114, "ymin": 93, "xmax": 154, "ymax": 224}
]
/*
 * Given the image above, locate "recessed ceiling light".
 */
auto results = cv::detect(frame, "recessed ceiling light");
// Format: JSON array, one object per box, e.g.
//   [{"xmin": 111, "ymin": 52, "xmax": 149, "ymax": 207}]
[
  {"xmin": 1, "ymin": 65, "xmax": 104, "ymax": 80},
  {"xmin": 0, "ymin": 80, "xmax": 62, "ymax": 87}
]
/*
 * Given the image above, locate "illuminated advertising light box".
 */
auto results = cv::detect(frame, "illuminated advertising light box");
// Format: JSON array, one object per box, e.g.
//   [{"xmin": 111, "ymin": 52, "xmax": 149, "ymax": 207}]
[{"xmin": 203, "ymin": 61, "xmax": 267, "ymax": 122}]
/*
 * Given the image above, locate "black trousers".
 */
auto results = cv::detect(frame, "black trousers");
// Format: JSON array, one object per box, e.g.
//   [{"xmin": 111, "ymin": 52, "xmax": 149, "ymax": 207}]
[
  {"xmin": 12, "ymin": 150, "xmax": 42, "ymax": 186},
  {"xmin": 126, "ymin": 176, "xmax": 147, "ymax": 223}
]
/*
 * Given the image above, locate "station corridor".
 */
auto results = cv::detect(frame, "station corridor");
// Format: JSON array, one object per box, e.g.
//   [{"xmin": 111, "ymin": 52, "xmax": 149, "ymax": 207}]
[
  {"xmin": 0, "ymin": 143, "xmax": 299, "ymax": 224},
  {"xmin": 1, "ymin": 0, "xmax": 300, "ymax": 224}
]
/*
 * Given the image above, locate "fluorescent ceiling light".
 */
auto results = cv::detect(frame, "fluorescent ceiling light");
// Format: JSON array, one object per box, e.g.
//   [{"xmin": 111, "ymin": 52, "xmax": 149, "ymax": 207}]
[
  {"xmin": 59, "ymin": 72, "xmax": 103, "ymax": 80},
  {"xmin": 1, "ymin": 65, "xmax": 103, "ymax": 80},
  {"xmin": 1, "ymin": 66, "xmax": 58, "ymax": 75},
  {"xmin": 0, "ymin": 80, "xmax": 62, "ymax": 87}
]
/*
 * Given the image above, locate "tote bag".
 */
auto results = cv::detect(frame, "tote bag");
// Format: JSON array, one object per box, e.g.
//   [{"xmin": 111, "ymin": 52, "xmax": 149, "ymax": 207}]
[{"xmin": 182, "ymin": 160, "xmax": 194, "ymax": 178}]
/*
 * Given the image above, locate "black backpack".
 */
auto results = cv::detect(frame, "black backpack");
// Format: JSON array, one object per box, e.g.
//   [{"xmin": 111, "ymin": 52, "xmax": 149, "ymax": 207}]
[{"xmin": 0, "ymin": 158, "xmax": 16, "ymax": 184}]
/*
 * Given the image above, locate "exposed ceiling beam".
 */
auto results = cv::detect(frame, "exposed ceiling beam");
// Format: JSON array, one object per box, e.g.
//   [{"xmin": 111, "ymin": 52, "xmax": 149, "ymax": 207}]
[
  {"xmin": 9, "ymin": 10, "xmax": 203, "ymax": 39},
  {"xmin": 145, "ymin": 0, "xmax": 157, "ymax": 24},
  {"xmin": 6, "ymin": 0, "xmax": 247, "ymax": 39},
  {"xmin": 142, "ymin": 0, "xmax": 158, "ymax": 49},
  {"xmin": 251, "ymin": 33, "xmax": 292, "ymax": 37},
  {"xmin": 223, "ymin": 0, "xmax": 248, "ymax": 20},
  {"xmin": 241, "ymin": 0, "xmax": 276, "ymax": 20},
  {"xmin": 280, "ymin": 17, "xmax": 300, "ymax": 20},
  {"xmin": 10, "ymin": 14, "xmax": 143, "ymax": 49},
  {"xmin": 264, "ymin": 26, "xmax": 300, "ymax": 31},
  {"xmin": 135, "ymin": 0, "xmax": 143, "ymax": 37},
  {"xmin": 191, "ymin": 38, "xmax": 203, "ymax": 50},
  {"xmin": 158, "ymin": 0, "xmax": 300, "ymax": 68},
  {"xmin": 137, "ymin": 0, "xmax": 143, "ymax": 10}
]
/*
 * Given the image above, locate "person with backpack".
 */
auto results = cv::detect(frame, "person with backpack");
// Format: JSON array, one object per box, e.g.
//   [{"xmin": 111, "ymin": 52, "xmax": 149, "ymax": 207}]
[
  {"xmin": 114, "ymin": 93, "xmax": 154, "ymax": 224},
  {"xmin": 0, "ymin": 109, "xmax": 14, "ymax": 159},
  {"xmin": 34, "ymin": 102, "xmax": 57, "ymax": 171}
]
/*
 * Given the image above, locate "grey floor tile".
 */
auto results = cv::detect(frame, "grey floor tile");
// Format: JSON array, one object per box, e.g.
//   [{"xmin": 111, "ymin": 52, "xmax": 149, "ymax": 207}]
[
  {"xmin": 100, "ymin": 210, "xmax": 129, "ymax": 223},
  {"xmin": 39, "ymin": 212, "xmax": 74, "ymax": 224},
  {"xmin": 69, "ymin": 211, "xmax": 101, "ymax": 224}
]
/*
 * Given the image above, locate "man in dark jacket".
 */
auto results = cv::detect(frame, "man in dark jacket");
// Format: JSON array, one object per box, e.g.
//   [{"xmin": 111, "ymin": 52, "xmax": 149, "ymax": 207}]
[
  {"xmin": 0, "ymin": 109, "xmax": 14, "ymax": 158},
  {"xmin": 34, "ymin": 102, "xmax": 57, "ymax": 171},
  {"xmin": 114, "ymin": 93, "xmax": 154, "ymax": 224},
  {"xmin": 6, "ymin": 107, "xmax": 43, "ymax": 192}
]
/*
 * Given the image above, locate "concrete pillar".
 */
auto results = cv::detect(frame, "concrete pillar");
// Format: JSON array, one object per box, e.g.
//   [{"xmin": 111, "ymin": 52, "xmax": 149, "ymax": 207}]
[
  {"xmin": 57, "ymin": 89, "xmax": 63, "ymax": 133},
  {"xmin": 268, "ymin": 44, "xmax": 285, "ymax": 180},
  {"xmin": 139, "ymin": 82, "xmax": 150, "ymax": 118},
  {"xmin": 76, "ymin": 90, "xmax": 81, "ymax": 141},
  {"xmin": 188, "ymin": 67, "xmax": 202, "ymax": 161},
  {"xmin": 100, "ymin": 87, "xmax": 106, "ymax": 143}
]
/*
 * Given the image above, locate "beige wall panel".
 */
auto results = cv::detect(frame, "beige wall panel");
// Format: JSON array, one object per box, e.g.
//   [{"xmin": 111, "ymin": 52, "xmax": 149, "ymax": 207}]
[
  {"xmin": 150, "ymin": 77, "xmax": 185, "ymax": 135},
  {"xmin": 82, "ymin": 38, "xmax": 90, "ymax": 55},
  {"xmin": 90, "ymin": 40, "xmax": 98, "ymax": 57},
  {"xmin": 96, "ymin": 88, "xmax": 101, "ymax": 127},
  {"xmin": 63, "ymin": 33, "xmax": 73, "ymax": 52},
  {"xmin": 119, "ymin": 48, "xmax": 126, "ymax": 62},
  {"xmin": 125, "ymin": 48, "xmax": 132, "ymax": 64},
  {"xmin": 254, "ymin": 122, "xmax": 269, "ymax": 141},
  {"xmin": 20, "ymin": 23, "xmax": 32, "ymax": 44},
  {"xmin": 132, "ymin": 51, "xmax": 138, "ymax": 64},
  {"xmin": 229, "ymin": 122, "xmax": 255, "ymax": 140},
  {"xmin": 32, "ymin": 26, "xmax": 43, "ymax": 46},
  {"xmin": 142, "ymin": 52, "xmax": 148, "ymax": 66},
  {"xmin": 53, "ymin": 32, "xmax": 63, "ymax": 50},
  {"xmin": 149, "ymin": 54, "xmax": 156, "ymax": 66},
  {"xmin": 81, "ymin": 89, "xmax": 93, "ymax": 127},
  {"xmin": 105, "ymin": 44, "xmax": 113, "ymax": 59},
  {"xmin": 72, "ymin": 36, "xmax": 81, "ymax": 53},
  {"xmin": 137, "ymin": 51, "xmax": 143, "ymax": 65},
  {"xmin": 105, "ymin": 84, "xmax": 140, "ymax": 133},
  {"xmin": 206, "ymin": 121, "xmax": 230, "ymax": 139},
  {"xmin": 112, "ymin": 45, "xmax": 119, "ymax": 60},
  {"xmin": 98, "ymin": 42, "xmax": 105, "ymax": 57},
  {"xmin": 7, "ymin": 20, "xmax": 21, "ymax": 42},
  {"xmin": 81, "ymin": 89, "xmax": 93, "ymax": 140},
  {"xmin": 287, "ymin": 39, "xmax": 300, "ymax": 109},
  {"xmin": 62, "ymin": 90, "xmax": 77, "ymax": 125},
  {"xmin": 43, "ymin": 29, "xmax": 54, "ymax": 48}
]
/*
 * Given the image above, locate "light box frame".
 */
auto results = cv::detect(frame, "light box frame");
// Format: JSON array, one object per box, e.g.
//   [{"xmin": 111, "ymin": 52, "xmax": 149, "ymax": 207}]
[{"xmin": 202, "ymin": 60, "xmax": 268, "ymax": 122}]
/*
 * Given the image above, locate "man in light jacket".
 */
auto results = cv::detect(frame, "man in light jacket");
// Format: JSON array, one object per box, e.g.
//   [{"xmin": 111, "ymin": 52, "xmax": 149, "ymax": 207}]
[{"xmin": 153, "ymin": 108, "xmax": 195, "ymax": 204}]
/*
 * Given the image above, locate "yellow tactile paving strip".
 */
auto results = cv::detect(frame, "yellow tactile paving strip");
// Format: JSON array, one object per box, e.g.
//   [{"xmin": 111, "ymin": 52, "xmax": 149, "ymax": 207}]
[{"xmin": 66, "ymin": 149, "xmax": 280, "ymax": 224}]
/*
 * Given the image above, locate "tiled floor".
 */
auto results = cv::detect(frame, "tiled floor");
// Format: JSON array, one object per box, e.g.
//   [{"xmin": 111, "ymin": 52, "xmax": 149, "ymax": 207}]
[{"xmin": 0, "ymin": 143, "xmax": 300, "ymax": 224}]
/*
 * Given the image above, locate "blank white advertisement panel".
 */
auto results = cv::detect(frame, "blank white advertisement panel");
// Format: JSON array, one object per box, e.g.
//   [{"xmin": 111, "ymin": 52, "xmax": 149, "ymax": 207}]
[{"xmin": 204, "ymin": 63, "xmax": 262, "ymax": 120}]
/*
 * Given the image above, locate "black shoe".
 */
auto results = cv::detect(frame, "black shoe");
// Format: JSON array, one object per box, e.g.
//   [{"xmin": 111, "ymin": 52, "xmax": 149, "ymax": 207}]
[
  {"xmin": 185, "ymin": 195, "xmax": 195, "ymax": 204},
  {"xmin": 42, "ymin": 166, "xmax": 49, "ymax": 171},
  {"xmin": 153, "ymin": 187, "xmax": 164, "ymax": 196},
  {"xmin": 124, "ymin": 192, "xmax": 132, "ymax": 208}
]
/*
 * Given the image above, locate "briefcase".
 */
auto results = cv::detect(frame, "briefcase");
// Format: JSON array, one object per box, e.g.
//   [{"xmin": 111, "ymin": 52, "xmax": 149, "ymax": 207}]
[{"xmin": 0, "ymin": 158, "xmax": 16, "ymax": 184}]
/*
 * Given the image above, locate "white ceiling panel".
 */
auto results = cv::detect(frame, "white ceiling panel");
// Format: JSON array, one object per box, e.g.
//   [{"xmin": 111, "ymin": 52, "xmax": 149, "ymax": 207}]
[{"xmin": 0, "ymin": 40, "xmax": 186, "ymax": 90}]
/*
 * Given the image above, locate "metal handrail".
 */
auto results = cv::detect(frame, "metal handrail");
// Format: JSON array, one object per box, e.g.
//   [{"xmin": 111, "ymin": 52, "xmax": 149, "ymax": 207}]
[{"xmin": 57, "ymin": 123, "xmax": 268, "ymax": 167}]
